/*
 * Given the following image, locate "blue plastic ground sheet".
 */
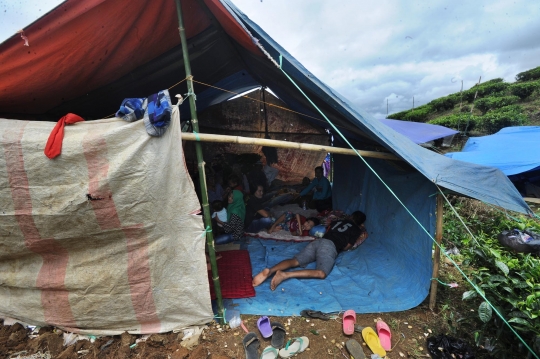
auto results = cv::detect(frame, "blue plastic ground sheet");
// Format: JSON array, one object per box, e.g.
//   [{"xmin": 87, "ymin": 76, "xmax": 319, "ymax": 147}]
[{"xmin": 228, "ymin": 235, "xmax": 430, "ymax": 316}]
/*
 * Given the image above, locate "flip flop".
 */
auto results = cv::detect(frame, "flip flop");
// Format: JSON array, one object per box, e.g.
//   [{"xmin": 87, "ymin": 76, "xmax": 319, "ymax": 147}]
[
  {"xmin": 345, "ymin": 339, "xmax": 366, "ymax": 359},
  {"xmin": 243, "ymin": 332, "xmax": 260, "ymax": 359},
  {"xmin": 278, "ymin": 337, "xmax": 309, "ymax": 358},
  {"xmin": 261, "ymin": 346, "xmax": 279, "ymax": 359},
  {"xmin": 270, "ymin": 322, "xmax": 286, "ymax": 349},
  {"xmin": 376, "ymin": 320, "xmax": 392, "ymax": 351},
  {"xmin": 257, "ymin": 316, "xmax": 273, "ymax": 338},
  {"xmin": 354, "ymin": 324, "xmax": 365, "ymax": 333},
  {"xmin": 300, "ymin": 309, "xmax": 330, "ymax": 321},
  {"xmin": 362, "ymin": 327, "xmax": 386, "ymax": 357},
  {"xmin": 343, "ymin": 309, "xmax": 356, "ymax": 335}
]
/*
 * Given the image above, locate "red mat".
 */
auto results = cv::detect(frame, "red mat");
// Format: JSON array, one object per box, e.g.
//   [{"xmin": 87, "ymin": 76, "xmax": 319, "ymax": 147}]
[{"xmin": 208, "ymin": 250, "xmax": 255, "ymax": 299}]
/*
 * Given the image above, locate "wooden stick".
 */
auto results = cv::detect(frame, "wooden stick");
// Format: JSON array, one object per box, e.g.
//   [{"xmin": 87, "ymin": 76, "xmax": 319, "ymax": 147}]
[
  {"xmin": 182, "ymin": 132, "xmax": 402, "ymax": 161},
  {"xmin": 429, "ymin": 194, "xmax": 444, "ymax": 310}
]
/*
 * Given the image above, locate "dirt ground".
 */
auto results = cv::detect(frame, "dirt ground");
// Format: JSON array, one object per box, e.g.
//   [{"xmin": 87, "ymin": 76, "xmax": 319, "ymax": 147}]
[{"xmin": 0, "ymin": 264, "xmax": 492, "ymax": 359}]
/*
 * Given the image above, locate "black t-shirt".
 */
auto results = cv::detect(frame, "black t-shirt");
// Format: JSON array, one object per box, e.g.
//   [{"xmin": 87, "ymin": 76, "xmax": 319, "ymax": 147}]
[
  {"xmin": 324, "ymin": 219, "xmax": 362, "ymax": 252},
  {"xmin": 244, "ymin": 196, "xmax": 265, "ymax": 228}
]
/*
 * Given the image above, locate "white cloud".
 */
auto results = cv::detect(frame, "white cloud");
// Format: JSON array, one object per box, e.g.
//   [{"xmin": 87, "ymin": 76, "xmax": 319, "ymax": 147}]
[{"xmin": 233, "ymin": 0, "xmax": 540, "ymax": 118}]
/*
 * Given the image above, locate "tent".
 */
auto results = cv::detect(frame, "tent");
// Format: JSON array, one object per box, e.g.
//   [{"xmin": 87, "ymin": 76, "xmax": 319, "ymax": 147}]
[
  {"xmin": 0, "ymin": 0, "xmax": 533, "ymax": 333},
  {"xmin": 381, "ymin": 119, "xmax": 458, "ymax": 145},
  {"xmin": 445, "ymin": 127, "xmax": 540, "ymax": 176}
]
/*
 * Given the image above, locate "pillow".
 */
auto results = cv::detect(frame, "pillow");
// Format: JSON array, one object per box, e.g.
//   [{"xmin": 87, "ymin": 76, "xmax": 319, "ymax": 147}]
[{"xmin": 309, "ymin": 224, "xmax": 327, "ymax": 237}]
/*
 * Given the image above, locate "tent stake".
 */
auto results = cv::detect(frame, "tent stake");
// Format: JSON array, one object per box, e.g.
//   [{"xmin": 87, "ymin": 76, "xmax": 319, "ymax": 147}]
[
  {"xmin": 175, "ymin": 0, "xmax": 225, "ymax": 324},
  {"xmin": 429, "ymin": 194, "xmax": 444, "ymax": 310},
  {"xmin": 181, "ymin": 132, "xmax": 402, "ymax": 161}
]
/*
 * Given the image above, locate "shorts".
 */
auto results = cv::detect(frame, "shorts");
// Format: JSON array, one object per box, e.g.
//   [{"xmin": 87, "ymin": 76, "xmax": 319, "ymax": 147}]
[
  {"xmin": 294, "ymin": 238, "xmax": 337, "ymax": 276},
  {"xmin": 278, "ymin": 211, "xmax": 294, "ymax": 230}
]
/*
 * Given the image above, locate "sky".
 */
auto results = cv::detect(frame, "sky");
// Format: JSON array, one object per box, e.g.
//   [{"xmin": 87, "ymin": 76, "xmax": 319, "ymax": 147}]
[{"xmin": 1, "ymin": 0, "xmax": 540, "ymax": 119}]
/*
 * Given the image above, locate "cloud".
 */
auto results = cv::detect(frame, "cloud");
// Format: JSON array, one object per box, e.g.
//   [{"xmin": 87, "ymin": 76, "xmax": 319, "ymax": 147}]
[{"xmin": 232, "ymin": 0, "xmax": 540, "ymax": 119}]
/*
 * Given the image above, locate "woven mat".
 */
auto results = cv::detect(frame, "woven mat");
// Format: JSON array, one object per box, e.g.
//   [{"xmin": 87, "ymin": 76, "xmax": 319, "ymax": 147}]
[{"xmin": 208, "ymin": 250, "xmax": 255, "ymax": 300}]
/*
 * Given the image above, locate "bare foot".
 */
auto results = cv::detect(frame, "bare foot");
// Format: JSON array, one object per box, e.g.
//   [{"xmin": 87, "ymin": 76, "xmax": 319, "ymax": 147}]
[
  {"xmin": 252, "ymin": 268, "xmax": 270, "ymax": 287},
  {"xmin": 270, "ymin": 270, "xmax": 287, "ymax": 291}
]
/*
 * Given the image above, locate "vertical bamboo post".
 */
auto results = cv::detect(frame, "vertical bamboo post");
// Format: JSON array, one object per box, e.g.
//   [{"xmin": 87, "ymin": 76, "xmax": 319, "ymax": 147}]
[
  {"xmin": 429, "ymin": 194, "xmax": 444, "ymax": 310},
  {"xmin": 174, "ymin": 0, "xmax": 225, "ymax": 323}
]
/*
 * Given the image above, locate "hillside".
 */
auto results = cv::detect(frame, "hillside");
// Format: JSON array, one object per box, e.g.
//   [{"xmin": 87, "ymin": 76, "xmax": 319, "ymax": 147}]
[{"xmin": 389, "ymin": 65, "xmax": 540, "ymax": 136}]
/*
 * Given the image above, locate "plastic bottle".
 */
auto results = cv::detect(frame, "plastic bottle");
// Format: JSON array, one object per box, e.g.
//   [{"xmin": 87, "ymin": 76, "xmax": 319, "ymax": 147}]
[
  {"xmin": 225, "ymin": 309, "xmax": 241, "ymax": 329},
  {"xmin": 302, "ymin": 200, "xmax": 307, "ymax": 210}
]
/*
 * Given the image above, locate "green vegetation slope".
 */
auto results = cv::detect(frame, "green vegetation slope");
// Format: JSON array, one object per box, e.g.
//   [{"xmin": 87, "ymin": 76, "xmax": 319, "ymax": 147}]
[{"xmin": 389, "ymin": 66, "xmax": 540, "ymax": 135}]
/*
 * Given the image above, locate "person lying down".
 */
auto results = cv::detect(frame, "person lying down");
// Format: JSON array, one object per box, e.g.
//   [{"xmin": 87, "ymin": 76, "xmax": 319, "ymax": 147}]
[
  {"xmin": 267, "ymin": 211, "xmax": 320, "ymax": 237},
  {"xmin": 253, "ymin": 211, "xmax": 368, "ymax": 290}
]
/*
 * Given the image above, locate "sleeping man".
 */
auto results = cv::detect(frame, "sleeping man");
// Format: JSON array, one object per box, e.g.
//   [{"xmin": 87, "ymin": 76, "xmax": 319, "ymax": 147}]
[{"xmin": 252, "ymin": 211, "xmax": 368, "ymax": 290}]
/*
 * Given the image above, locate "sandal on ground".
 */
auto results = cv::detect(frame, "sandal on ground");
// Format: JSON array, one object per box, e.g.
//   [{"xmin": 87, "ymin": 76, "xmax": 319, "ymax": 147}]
[
  {"xmin": 278, "ymin": 337, "xmax": 309, "ymax": 358},
  {"xmin": 346, "ymin": 339, "xmax": 366, "ymax": 359},
  {"xmin": 261, "ymin": 345, "xmax": 278, "ymax": 359},
  {"xmin": 243, "ymin": 332, "xmax": 260, "ymax": 359},
  {"xmin": 270, "ymin": 322, "xmax": 286, "ymax": 349},
  {"xmin": 299, "ymin": 309, "xmax": 330, "ymax": 321}
]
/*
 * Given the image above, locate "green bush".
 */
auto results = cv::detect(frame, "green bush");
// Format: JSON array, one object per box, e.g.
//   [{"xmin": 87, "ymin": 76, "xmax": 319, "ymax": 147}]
[
  {"xmin": 475, "ymin": 95, "xmax": 520, "ymax": 114},
  {"xmin": 428, "ymin": 113, "xmax": 477, "ymax": 131},
  {"xmin": 388, "ymin": 110, "xmax": 410, "ymax": 121},
  {"xmin": 477, "ymin": 105, "xmax": 528, "ymax": 134},
  {"xmin": 429, "ymin": 95, "xmax": 459, "ymax": 112},
  {"xmin": 463, "ymin": 81, "xmax": 510, "ymax": 103},
  {"xmin": 460, "ymin": 104, "xmax": 471, "ymax": 113},
  {"xmin": 402, "ymin": 105, "xmax": 433, "ymax": 122},
  {"xmin": 442, "ymin": 200, "xmax": 540, "ymax": 356},
  {"xmin": 516, "ymin": 66, "xmax": 540, "ymax": 82},
  {"xmin": 509, "ymin": 81, "xmax": 540, "ymax": 99}
]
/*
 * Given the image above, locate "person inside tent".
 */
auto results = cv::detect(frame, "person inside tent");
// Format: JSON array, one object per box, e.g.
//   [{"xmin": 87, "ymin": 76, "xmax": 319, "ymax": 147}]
[
  {"xmin": 299, "ymin": 166, "xmax": 332, "ymax": 213},
  {"xmin": 214, "ymin": 190, "xmax": 245, "ymax": 245},
  {"xmin": 267, "ymin": 212, "xmax": 320, "ymax": 237},
  {"xmin": 223, "ymin": 174, "xmax": 243, "ymax": 200},
  {"xmin": 252, "ymin": 211, "xmax": 368, "ymax": 290},
  {"xmin": 244, "ymin": 185, "xmax": 274, "ymax": 233}
]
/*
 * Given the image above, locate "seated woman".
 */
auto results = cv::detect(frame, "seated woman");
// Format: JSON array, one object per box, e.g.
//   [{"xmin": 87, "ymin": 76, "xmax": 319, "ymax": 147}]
[
  {"xmin": 244, "ymin": 185, "xmax": 274, "ymax": 233},
  {"xmin": 214, "ymin": 190, "xmax": 245, "ymax": 245},
  {"xmin": 267, "ymin": 212, "xmax": 320, "ymax": 236}
]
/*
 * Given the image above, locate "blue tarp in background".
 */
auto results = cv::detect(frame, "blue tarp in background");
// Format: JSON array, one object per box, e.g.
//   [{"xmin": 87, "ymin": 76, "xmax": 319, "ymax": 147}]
[
  {"xmin": 230, "ymin": 156, "xmax": 435, "ymax": 315},
  {"xmin": 381, "ymin": 119, "xmax": 458, "ymax": 144},
  {"xmin": 445, "ymin": 126, "xmax": 540, "ymax": 176}
]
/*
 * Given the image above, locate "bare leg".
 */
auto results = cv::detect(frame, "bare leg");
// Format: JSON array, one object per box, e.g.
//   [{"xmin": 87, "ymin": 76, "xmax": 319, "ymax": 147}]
[
  {"xmin": 252, "ymin": 258, "xmax": 299, "ymax": 286},
  {"xmin": 271, "ymin": 269, "xmax": 326, "ymax": 290}
]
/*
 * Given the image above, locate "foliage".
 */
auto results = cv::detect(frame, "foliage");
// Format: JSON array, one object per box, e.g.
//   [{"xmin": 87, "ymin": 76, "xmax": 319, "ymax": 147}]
[
  {"xmin": 428, "ymin": 113, "xmax": 478, "ymax": 131},
  {"xmin": 402, "ymin": 105, "xmax": 433, "ymax": 122},
  {"xmin": 463, "ymin": 82, "xmax": 510, "ymax": 103},
  {"xmin": 509, "ymin": 81, "xmax": 540, "ymax": 99},
  {"xmin": 388, "ymin": 109, "xmax": 410, "ymax": 121},
  {"xmin": 429, "ymin": 95, "xmax": 459, "ymax": 112},
  {"xmin": 477, "ymin": 105, "xmax": 528, "ymax": 134},
  {"xmin": 474, "ymin": 95, "xmax": 520, "ymax": 114},
  {"xmin": 442, "ymin": 198, "xmax": 540, "ymax": 357},
  {"xmin": 389, "ymin": 105, "xmax": 434, "ymax": 122},
  {"xmin": 516, "ymin": 66, "xmax": 540, "ymax": 82}
]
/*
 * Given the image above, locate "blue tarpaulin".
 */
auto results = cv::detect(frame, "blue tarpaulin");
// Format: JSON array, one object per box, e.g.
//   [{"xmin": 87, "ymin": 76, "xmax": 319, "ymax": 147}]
[
  {"xmin": 381, "ymin": 119, "xmax": 458, "ymax": 144},
  {"xmin": 230, "ymin": 156, "xmax": 436, "ymax": 315},
  {"xmin": 445, "ymin": 127, "xmax": 540, "ymax": 176}
]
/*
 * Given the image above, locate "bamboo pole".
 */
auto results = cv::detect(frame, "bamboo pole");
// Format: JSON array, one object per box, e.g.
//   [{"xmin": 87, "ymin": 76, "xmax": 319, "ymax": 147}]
[
  {"xmin": 182, "ymin": 132, "xmax": 402, "ymax": 161},
  {"xmin": 429, "ymin": 194, "xmax": 444, "ymax": 310},
  {"xmin": 174, "ymin": 0, "xmax": 225, "ymax": 323}
]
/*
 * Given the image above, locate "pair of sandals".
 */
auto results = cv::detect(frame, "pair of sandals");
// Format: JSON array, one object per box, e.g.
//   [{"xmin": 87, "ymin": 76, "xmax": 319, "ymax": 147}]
[{"xmin": 243, "ymin": 321, "xmax": 309, "ymax": 359}]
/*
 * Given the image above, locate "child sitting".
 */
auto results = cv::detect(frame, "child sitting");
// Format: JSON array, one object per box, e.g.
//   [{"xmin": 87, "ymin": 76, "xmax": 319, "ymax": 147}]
[
  {"xmin": 267, "ymin": 211, "xmax": 320, "ymax": 236},
  {"xmin": 211, "ymin": 200, "xmax": 227, "ymax": 234}
]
